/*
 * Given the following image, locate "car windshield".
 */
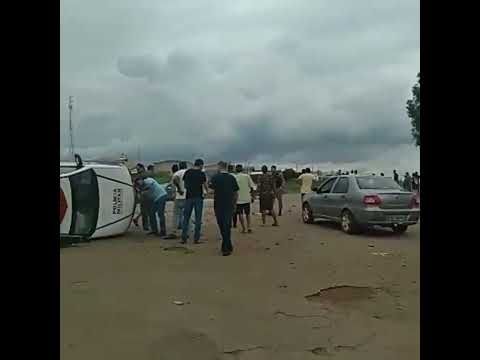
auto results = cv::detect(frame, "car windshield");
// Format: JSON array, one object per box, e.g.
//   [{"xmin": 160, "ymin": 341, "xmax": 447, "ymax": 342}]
[
  {"xmin": 69, "ymin": 169, "xmax": 99, "ymax": 236},
  {"xmin": 356, "ymin": 176, "xmax": 403, "ymax": 190}
]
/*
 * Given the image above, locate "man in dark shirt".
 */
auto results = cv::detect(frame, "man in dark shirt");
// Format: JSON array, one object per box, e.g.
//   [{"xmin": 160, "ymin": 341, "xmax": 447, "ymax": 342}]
[
  {"xmin": 209, "ymin": 161, "xmax": 239, "ymax": 256},
  {"xmin": 228, "ymin": 163, "xmax": 238, "ymax": 228},
  {"xmin": 181, "ymin": 159, "xmax": 208, "ymax": 244},
  {"xmin": 271, "ymin": 165, "xmax": 285, "ymax": 216},
  {"xmin": 393, "ymin": 170, "xmax": 399, "ymax": 184}
]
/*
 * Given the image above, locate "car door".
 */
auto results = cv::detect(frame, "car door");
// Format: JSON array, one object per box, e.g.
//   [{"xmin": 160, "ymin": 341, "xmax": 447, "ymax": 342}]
[
  {"xmin": 325, "ymin": 177, "xmax": 350, "ymax": 219},
  {"xmin": 310, "ymin": 177, "xmax": 338, "ymax": 217}
]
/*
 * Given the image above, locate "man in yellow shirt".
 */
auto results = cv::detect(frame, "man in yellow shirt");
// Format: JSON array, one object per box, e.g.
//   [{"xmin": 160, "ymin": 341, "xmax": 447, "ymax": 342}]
[
  {"xmin": 234, "ymin": 164, "xmax": 256, "ymax": 233},
  {"xmin": 297, "ymin": 168, "xmax": 315, "ymax": 202}
]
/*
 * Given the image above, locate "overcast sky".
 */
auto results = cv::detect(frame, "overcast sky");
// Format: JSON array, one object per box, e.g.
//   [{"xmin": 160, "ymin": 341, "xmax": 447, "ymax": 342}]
[{"xmin": 60, "ymin": 0, "xmax": 419, "ymax": 173}]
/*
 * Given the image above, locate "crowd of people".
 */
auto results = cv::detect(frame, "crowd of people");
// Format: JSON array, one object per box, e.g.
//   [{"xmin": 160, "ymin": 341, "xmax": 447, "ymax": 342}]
[
  {"xmin": 130, "ymin": 160, "xmax": 286, "ymax": 256},
  {"xmin": 331, "ymin": 169, "xmax": 420, "ymax": 193},
  {"xmin": 131, "ymin": 161, "xmax": 420, "ymax": 256}
]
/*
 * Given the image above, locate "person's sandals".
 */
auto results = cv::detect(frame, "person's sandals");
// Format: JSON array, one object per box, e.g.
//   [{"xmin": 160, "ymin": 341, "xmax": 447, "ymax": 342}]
[
  {"xmin": 164, "ymin": 234, "xmax": 177, "ymax": 240},
  {"xmin": 248, "ymin": 229, "xmax": 253, "ymax": 233},
  {"xmin": 272, "ymin": 223, "xmax": 279, "ymax": 227}
]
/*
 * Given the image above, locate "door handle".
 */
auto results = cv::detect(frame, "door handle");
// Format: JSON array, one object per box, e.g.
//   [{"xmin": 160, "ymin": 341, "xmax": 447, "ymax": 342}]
[
  {"xmin": 341, "ymin": 195, "xmax": 346, "ymax": 199},
  {"xmin": 323, "ymin": 195, "xmax": 328, "ymax": 199}
]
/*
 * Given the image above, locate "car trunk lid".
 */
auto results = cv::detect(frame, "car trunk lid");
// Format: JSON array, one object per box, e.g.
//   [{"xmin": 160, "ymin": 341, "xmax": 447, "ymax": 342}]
[{"xmin": 374, "ymin": 190, "xmax": 414, "ymax": 209}]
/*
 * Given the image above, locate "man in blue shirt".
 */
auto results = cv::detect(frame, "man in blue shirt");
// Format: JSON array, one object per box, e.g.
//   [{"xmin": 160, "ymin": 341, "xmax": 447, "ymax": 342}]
[{"xmin": 136, "ymin": 177, "xmax": 168, "ymax": 237}]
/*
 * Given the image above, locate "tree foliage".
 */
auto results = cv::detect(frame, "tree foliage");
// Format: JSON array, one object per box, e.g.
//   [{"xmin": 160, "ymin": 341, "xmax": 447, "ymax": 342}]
[
  {"xmin": 406, "ymin": 73, "xmax": 420, "ymax": 146},
  {"xmin": 283, "ymin": 168, "xmax": 298, "ymax": 180}
]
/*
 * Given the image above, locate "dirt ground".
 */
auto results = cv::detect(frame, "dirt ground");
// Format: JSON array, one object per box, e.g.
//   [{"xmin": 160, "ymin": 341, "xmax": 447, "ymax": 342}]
[{"xmin": 60, "ymin": 194, "xmax": 420, "ymax": 360}]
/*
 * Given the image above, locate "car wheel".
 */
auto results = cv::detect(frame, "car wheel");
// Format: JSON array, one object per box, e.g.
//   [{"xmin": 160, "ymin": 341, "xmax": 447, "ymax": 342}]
[
  {"xmin": 392, "ymin": 224, "xmax": 408, "ymax": 234},
  {"xmin": 341, "ymin": 210, "xmax": 360, "ymax": 235},
  {"xmin": 302, "ymin": 203, "xmax": 314, "ymax": 224}
]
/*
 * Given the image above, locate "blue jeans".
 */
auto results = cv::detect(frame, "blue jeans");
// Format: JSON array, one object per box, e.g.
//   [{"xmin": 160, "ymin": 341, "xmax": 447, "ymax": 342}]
[
  {"xmin": 182, "ymin": 197, "xmax": 204, "ymax": 242},
  {"xmin": 150, "ymin": 195, "xmax": 167, "ymax": 235},
  {"xmin": 174, "ymin": 199, "xmax": 186, "ymax": 229}
]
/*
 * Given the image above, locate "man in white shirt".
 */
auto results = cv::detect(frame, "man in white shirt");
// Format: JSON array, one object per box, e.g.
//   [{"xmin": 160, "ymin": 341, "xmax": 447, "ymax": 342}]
[
  {"xmin": 234, "ymin": 164, "xmax": 256, "ymax": 233},
  {"xmin": 297, "ymin": 167, "xmax": 316, "ymax": 202},
  {"xmin": 166, "ymin": 161, "xmax": 190, "ymax": 239}
]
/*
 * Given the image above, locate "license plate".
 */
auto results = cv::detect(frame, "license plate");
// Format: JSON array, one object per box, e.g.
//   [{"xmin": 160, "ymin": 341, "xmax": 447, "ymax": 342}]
[{"xmin": 388, "ymin": 215, "xmax": 407, "ymax": 222}]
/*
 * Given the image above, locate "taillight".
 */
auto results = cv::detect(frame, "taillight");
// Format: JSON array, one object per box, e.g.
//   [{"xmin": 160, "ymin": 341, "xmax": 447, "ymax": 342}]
[
  {"xmin": 363, "ymin": 195, "xmax": 382, "ymax": 206},
  {"xmin": 410, "ymin": 194, "xmax": 420, "ymax": 208}
]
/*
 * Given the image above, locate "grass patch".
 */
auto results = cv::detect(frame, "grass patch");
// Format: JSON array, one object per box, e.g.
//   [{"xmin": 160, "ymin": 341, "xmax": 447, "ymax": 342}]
[
  {"xmin": 153, "ymin": 172, "xmax": 171, "ymax": 184},
  {"xmin": 285, "ymin": 179, "xmax": 300, "ymax": 193}
]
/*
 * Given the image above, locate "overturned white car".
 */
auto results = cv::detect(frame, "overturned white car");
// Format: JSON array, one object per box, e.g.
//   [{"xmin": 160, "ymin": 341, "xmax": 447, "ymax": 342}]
[{"xmin": 60, "ymin": 155, "xmax": 136, "ymax": 241}]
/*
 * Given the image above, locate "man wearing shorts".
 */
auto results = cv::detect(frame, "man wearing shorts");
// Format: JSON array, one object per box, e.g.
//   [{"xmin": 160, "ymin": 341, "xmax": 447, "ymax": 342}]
[
  {"xmin": 234, "ymin": 164, "xmax": 256, "ymax": 233},
  {"xmin": 271, "ymin": 165, "xmax": 285, "ymax": 216},
  {"xmin": 228, "ymin": 164, "xmax": 238, "ymax": 228},
  {"xmin": 257, "ymin": 165, "xmax": 279, "ymax": 226}
]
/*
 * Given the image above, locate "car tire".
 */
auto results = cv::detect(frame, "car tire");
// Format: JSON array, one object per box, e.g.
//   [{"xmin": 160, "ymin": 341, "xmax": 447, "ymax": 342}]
[
  {"xmin": 302, "ymin": 203, "xmax": 314, "ymax": 224},
  {"xmin": 341, "ymin": 210, "xmax": 361, "ymax": 235},
  {"xmin": 392, "ymin": 224, "xmax": 408, "ymax": 234}
]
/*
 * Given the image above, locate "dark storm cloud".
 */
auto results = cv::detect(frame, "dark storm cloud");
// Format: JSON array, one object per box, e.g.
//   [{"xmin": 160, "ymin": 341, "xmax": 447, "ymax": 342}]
[
  {"xmin": 61, "ymin": 0, "xmax": 419, "ymax": 171},
  {"xmin": 117, "ymin": 52, "xmax": 202, "ymax": 83},
  {"xmin": 213, "ymin": 117, "xmax": 411, "ymax": 163}
]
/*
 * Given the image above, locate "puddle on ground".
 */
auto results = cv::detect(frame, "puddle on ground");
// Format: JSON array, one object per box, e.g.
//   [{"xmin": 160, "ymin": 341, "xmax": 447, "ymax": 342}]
[{"xmin": 306, "ymin": 285, "xmax": 376, "ymax": 304}]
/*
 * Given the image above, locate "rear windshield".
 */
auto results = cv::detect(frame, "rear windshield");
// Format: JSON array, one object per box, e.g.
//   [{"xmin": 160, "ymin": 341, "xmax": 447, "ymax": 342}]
[{"xmin": 356, "ymin": 176, "xmax": 403, "ymax": 190}]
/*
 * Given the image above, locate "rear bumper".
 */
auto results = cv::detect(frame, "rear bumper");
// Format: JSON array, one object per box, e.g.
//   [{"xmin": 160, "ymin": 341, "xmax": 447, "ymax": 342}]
[{"xmin": 353, "ymin": 208, "xmax": 420, "ymax": 227}]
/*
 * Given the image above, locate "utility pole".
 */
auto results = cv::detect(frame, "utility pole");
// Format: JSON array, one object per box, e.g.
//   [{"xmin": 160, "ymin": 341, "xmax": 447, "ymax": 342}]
[{"xmin": 68, "ymin": 96, "xmax": 75, "ymax": 157}]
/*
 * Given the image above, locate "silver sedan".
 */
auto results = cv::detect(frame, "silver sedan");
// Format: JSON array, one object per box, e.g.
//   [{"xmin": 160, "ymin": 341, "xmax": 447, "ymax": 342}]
[{"xmin": 302, "ymin": 175, "xmax": 420, "ymax": 234}]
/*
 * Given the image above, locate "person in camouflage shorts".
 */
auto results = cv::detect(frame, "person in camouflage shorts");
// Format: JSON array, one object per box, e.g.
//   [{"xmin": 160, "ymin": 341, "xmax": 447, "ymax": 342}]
[{"xmin": 257, "ymin": 165, "xmax": 279, "ymax": 226}]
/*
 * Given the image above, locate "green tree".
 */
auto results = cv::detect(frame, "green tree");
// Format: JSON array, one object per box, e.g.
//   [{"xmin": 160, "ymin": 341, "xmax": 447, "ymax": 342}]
[
  {"xmin": 282, "ymin": 168, "xmax": 298, "ymax": 181},
  {"xmin": 406, "ymin": 73, "xmax": 420, "ymax": 146}
]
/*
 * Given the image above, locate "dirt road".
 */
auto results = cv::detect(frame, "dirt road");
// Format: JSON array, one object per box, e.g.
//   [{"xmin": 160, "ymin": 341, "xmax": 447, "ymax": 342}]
[{"xmin": 61, "ymin": 194, "xmax": 419, "ymax": 359}]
